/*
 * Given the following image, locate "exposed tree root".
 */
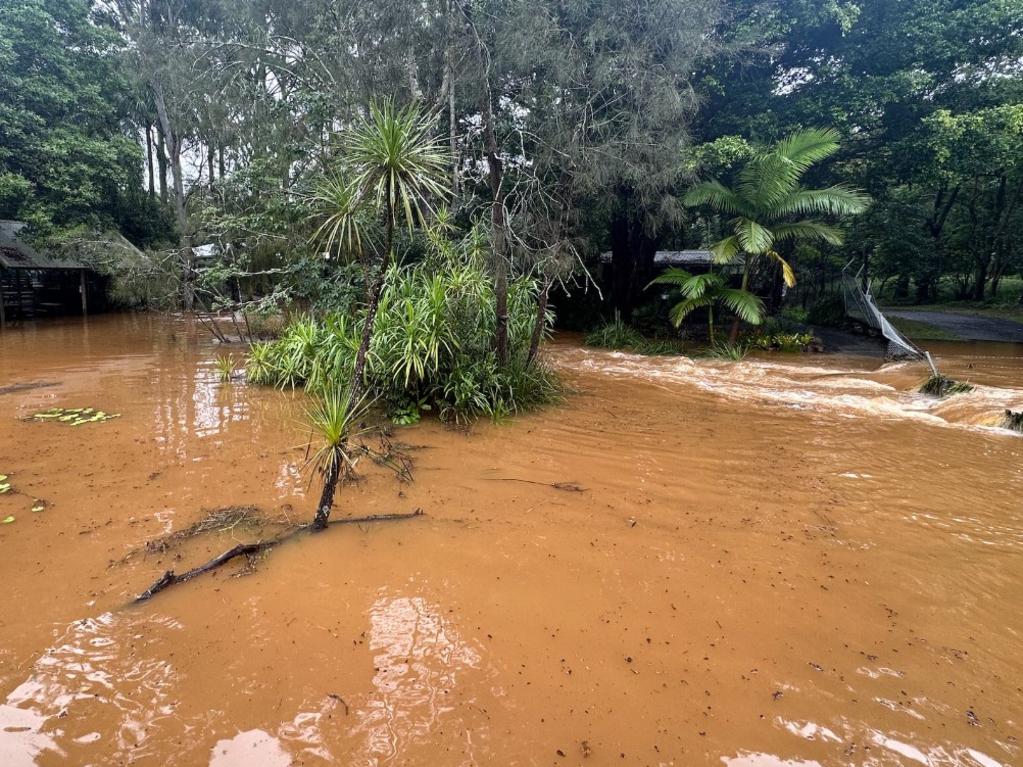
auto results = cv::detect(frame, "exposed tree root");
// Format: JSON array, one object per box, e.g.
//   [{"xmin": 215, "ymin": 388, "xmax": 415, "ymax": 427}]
[
  {"xmin": 133, "ymin": 509, "xmax": 424, "ymax": 603},
  {"xmin": 482, "ymin": 477, "xmax": 586, "ymax": 492}
]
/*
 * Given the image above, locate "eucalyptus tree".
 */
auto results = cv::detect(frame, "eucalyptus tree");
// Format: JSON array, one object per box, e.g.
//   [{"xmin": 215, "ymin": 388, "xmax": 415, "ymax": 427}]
[{"xmin": 685, "ymin": 128, "xmax": 869, "ymax": 340}]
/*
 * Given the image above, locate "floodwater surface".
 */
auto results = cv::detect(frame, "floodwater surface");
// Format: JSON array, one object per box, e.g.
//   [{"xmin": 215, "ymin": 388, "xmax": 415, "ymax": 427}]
[{"xmin": 0, "ymin": 315, "xmax": 1021, "ymax": 767}]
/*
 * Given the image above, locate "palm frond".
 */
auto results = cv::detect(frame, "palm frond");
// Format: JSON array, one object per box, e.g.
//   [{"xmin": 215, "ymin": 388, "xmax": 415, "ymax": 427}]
[
  {"xmin": 734, "ymin": 217, "xmax": 774, "ymax": 254},
  {"xmin": 718, "ymin": 288, "xmax": 765, "ymax": 324},
  {"xmin": 766, "ymin": 250, "xmax": 797, "ymax": 288},
  {"xmin": 772, "ymin": 220, "xmax": 845, "ymax": 246},
  {"xmin": 709, "ymin": 235, "xmax": 740, "ymax": 264},
  {"xmin": 683, "ymin": 180, "xmax": 752, "ymax": 216},
  {"xmin": 774, "ymin": 128, "xmax": 841, "ymax": 171},
  {"xmin": 647, "ymin": 267, "xmax": 695, "ymax": 290},
  {"xmin": 668, "ymin": 295, "xmax": 714, "ymax": 328},
  {"xmin": 775, "ymin": 185, "xmax": 871, "ymax": 217}
]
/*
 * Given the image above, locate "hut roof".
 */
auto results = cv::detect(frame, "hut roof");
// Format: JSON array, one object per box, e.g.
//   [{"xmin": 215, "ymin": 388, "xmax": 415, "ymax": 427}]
[
  {"xmin": 0, "ymin": 220, "xmax": 88, "ymax": 270},
  {"xmin": 599, "ymin": 250, "xmax": 716, "ymax": 265}
]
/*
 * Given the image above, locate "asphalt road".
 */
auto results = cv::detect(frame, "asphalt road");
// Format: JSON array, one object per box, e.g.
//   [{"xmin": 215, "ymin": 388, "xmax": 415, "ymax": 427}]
[{"xmin": 885, "ymin": 310, "xmax": 1023, "ymax": 343}]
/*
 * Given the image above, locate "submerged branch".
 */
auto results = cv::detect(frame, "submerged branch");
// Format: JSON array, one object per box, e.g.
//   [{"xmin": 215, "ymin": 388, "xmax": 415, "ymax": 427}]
[{"xmin": 133, "ymin": 509, "xmax": 425, "ymax": 603}]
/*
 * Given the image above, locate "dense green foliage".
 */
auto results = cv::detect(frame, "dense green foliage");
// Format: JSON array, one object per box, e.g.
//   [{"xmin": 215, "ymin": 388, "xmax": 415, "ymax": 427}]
[
  {"xmin": 0, "ymin": 0, "xmax": 153, "ymax": 233},
  {"xmin": 1, "ymin": 0, "xmax": 1020, "ymax": 342},
  {"xmin": 246, "ymin": 251, "xmax": 560, "ymax": 424}
]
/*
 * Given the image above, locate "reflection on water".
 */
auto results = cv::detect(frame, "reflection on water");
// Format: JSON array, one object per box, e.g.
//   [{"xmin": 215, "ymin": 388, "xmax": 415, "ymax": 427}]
[
  {"xmin": 210, "ymin": 729, "xmax": 291, "ymax": 767},
  {"xmin": 0, "ymin": 612, "xmax": 181, "ymax": 765},
  {"xmin": 351, "ymin": 593, "xmax": 485, "ymax": 765}
]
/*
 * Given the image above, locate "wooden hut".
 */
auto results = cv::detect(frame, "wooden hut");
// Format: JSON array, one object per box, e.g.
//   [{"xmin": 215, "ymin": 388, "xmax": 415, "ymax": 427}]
[{"xmin": 0, "ymin": 220, "xmax": 105, "ymax": 328}]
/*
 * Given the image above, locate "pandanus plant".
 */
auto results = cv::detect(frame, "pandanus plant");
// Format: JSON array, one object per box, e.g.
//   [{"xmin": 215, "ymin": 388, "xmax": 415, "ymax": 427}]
[
  {"xmin": 305, "ymin": 387, "xmax": 369, "ymax": 530},
  {"xmin": 684, "ymin": 128, "xmax": 870, "ymax": 341},
  {"xmin": 310, "ymin": 101, "xmax": 451, "ymax": 405}
]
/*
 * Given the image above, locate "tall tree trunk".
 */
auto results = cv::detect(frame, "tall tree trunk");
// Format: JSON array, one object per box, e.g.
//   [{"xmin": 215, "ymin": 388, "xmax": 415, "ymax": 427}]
[
  {"xmin": 608, "ymin": 202, "xmax": 659, "ymax": 321},
  {"xmin": 207, "ymin": 142, "xmax": 215, "ymax": 186},
  {"xmin": 446, "ymin": 0, "xmax": 459, "ymax": 196},
  {"xmin": 482, "ymin": 81, "xmax": 508, "ymax": 367},
  {"xmin": 145, "ymin": 126, "xmax": 155, "ymax": 198},
  {"xmin": 218, "ymin": 145, "xmax": 225, "ymax": 180},
  {"xmin": 350, "ymin": 193, "xmax": 395, "ymax": 406},
  {"xmin": 152, "ymin": 81, "xmax": 194, "ymax": 310},
  {"xmin": 526, "ymin": 277, "xmax": 551, "ymax": 366},
  {"xmin": 156, "ymin": 124, "xmax": 168, "ymax": 204},
  {"xmin": 728, "ymin": 256, "xmax": 752, "ymax": 344}
]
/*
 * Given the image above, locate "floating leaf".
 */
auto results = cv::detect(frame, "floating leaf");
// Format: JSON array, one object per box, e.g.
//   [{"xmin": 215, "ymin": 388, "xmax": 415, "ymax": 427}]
[
  {"xmin": 31, "ymin": 504, "xmax": 45, "ymax": 513},
  {"xmin": 0, "ymin": 484, "xmax": 11, "ymax": 494},
  {"xmin": 0, "ymin": 474, "xmax": 7, "ymax": 482},
  {"xmin": 1, "ymin": 516, "xmax": 14, "ymax": 524},
  {"xmin": 32, "ymin": 407, "xmax": 121, "ymax": 425}
]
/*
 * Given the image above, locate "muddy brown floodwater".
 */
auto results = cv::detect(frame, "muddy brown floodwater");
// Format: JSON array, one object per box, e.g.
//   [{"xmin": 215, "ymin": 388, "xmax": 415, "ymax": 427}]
[{"xmin": 1, "ymin": 315, "xmax": 1021, "ymax": 767}]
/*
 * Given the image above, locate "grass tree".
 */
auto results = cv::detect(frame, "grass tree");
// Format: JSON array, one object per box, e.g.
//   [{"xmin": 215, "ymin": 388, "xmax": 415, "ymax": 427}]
[
  {"xmin": 684, "ymin": 128, "xmax": 870, "ymax": 341},
  {"xmin": 648, "ymin": 268, "xmax": 764, "ymax": 345},
  {"xmin": 311, "ymin": 100, "xmax": 451, "ymax": 404}
]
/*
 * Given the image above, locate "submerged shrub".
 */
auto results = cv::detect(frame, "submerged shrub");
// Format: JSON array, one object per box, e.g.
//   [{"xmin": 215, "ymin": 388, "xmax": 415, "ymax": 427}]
[
  {"xmin": 920, "ymin": 374, "xmax": 974, "ymax": 397},
  {"xmin": 1002, "ymin": 410, "xmax": 1023, "ymax": 433},
  {"xmin": 246, "ymin": 258, "xmax": 559, "ymax": 424},
  {"xmin": 750, "ymin": 332, "xmax": 816, "ymax": 352},
  {"xmin": 584, "ymin": 316, "xmax": 647, "ymax": 350},
  {"xmin": 707, "ymin": 341, "xmax": 749, "ymax": 361}
]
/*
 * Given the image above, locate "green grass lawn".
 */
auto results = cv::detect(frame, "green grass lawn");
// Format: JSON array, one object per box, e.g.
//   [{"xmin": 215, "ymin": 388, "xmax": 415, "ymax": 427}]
[{"xmin": 887, "ymin": 316, "xmax": 962, "ymax": 341}]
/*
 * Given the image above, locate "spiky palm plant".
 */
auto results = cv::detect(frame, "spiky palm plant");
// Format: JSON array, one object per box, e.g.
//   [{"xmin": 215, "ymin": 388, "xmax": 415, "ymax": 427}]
[
  {"xmin": 648, "ymin": 268, "xmax": 764, "ymax": 345},
  {"xmin": 311, "ymin": 101, "xmax": 451, "ymax": 403},
  {"xmin": 685, "ymin": 128, "xmax": 870, "ymax": 340},
  {"xmin": 305, "ymin": 387, "xmax": 370, "ymax": 530}
]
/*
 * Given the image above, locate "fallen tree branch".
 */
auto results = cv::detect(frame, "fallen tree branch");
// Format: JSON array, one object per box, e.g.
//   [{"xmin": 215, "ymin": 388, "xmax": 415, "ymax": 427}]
[
  {"xmin": 0, "ymin": 381, "xmax": 59, "ymax": 396},
  {"xmin": 481, "ymin": 478, "xmax": 586, "ymax": 492},
  {"xmin": 133, "ymin": 509, "xmax": 424, "ymax": 603}
]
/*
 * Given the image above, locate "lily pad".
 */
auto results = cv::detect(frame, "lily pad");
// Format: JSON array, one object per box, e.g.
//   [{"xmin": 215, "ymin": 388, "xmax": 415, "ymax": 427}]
[{"xmin": 2, "ymin": 516, "xmax": 14, "ymax": 524}]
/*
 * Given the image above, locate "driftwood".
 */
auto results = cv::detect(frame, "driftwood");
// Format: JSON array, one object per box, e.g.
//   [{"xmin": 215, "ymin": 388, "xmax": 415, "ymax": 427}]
[
  {"xmin": 482, "ymin": 478, "xmax": 586, "ymax": 492},
  {"xmin": 0, "ymin": 381, "xmax": 59, "ymax": 396},
  {"xmin": 133, "ymin": 509, "xmax": 424, "ymax": 603}
]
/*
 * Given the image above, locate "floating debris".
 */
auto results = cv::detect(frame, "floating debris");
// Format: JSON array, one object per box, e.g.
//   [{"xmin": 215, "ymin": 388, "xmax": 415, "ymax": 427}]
[
  {"xmin": 31, "ymin": 501, "xmax": 45, "ymax": 513},
  {"xmin": 32, "ymin": 407, "xmax": 121, "ymax": 426},
  {"xmin": 1, "ymin": 516, "xmax": 14, "ymax": 525},
  {"xmin": 920, "ymin": 374, "xmax": 974, "ymax": 398},
  {"xmin": 1004, "ymin": 410, "xmax": 1023, "ymax": 433},
  {"xmin": 0, "ymin": 480, "xmax": 10, "ymax": 494}
]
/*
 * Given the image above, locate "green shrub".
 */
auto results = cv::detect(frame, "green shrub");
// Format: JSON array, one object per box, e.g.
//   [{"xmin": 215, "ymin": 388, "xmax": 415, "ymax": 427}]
[
  {"xmin": 246, "ymin": 257, "xmax": 560, "ymax": 424},
  {"xmin": 707, "ymin": 341, "xmax": 748, "ymax": 360},
  {"xmin": 806, "ymin": 294, "xmax": 846, "ymax": 327},
  {"xmin": 584, "ymin": 316, "xmax": 647, "ymax": 350},
  {"xmin": 750, "ymin": 332, "xmax": 816, "ymax": 352}
]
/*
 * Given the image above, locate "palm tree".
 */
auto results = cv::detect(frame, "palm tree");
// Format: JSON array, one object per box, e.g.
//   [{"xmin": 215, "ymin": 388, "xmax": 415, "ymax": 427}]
[
  {"xmin": 311, "ymin": 101, "xmax": 451, "ymax": 403},
  {"xmin": 648, "ymin": 268, "xmax": 764, "ymax": 345},
  {"xmin": 684, "ymin": 128, "xmax": 870, "ymax": 341}
]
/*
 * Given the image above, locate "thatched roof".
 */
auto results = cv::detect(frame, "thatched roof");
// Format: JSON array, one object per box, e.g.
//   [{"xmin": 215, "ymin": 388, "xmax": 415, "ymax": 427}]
[{"xmin": 0, "ymin": 220, "xmax": 88, "ymax": 270}]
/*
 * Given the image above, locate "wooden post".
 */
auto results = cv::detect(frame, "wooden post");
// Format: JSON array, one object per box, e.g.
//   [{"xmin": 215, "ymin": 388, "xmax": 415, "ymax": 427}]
[{"xmin": 80, "ymin": 270, "xmax": 88, "ymax": 316}]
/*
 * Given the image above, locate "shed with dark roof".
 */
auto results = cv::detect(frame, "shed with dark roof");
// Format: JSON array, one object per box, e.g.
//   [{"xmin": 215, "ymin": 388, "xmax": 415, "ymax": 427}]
[{"xmin": 0, "ymin": 220, "xmax": 104, "ymax": 328}]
